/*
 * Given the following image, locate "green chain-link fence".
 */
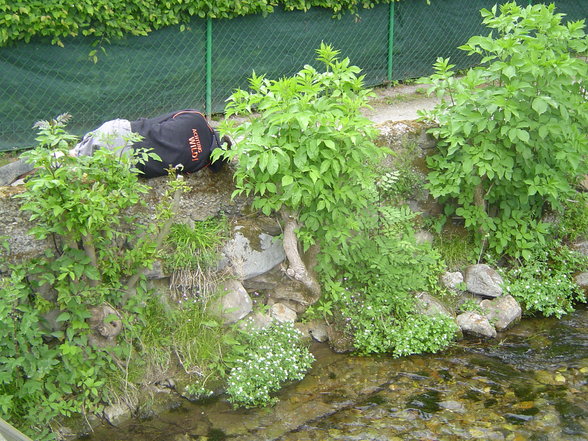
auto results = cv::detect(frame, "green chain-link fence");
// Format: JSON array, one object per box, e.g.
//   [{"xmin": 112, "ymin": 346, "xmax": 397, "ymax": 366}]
[{"xmin": 0, "ymin": 0, "xmax": 586, "ymax": 151}]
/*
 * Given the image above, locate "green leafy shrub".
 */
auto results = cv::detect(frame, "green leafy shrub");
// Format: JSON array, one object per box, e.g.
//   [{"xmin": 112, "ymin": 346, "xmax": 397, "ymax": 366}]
[
  {"xmin": 226, "ymin": 321, "xmax": 314, "ymax": 408},
  {"xmin": 333, "ymin": 204, "xmax": 455, "ymax": 355},
  {"xmin": 420, "ymin": 2, "xmax": 588, "ymax": 259},
  {"xmin": 18, "ymin": 115, "xmax": 162, "ymax": 289},
  {"xmin": 389, "ymin": 314, "xmax": 457, "ymax": 357},
  {"xmin": 213, "ymin": 43, "xmax": 385, "ymax": 295},
  {"xmin": 504, "ymin": 245, "xmax": 587, "ymax": 318},
  {"xmin": 215, "ymin": 43, "xmax": 382, "ymax": 242},
  {"xmin": 0, "ymin": 115, "xmax": 182, "ymax": 439},
  {"xmin": 0, "ymin": 267, "xmax": 114, "ymax": 440},
  {"xmin": 553, "ymin": 193, "xmax": 588, "ymax": 243}
]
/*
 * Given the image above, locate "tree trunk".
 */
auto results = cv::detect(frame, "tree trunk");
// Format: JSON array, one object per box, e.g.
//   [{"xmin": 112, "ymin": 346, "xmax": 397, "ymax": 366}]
[{"xmin": 281, "ymin": 210, "xmax": 321, "ymax": 302}]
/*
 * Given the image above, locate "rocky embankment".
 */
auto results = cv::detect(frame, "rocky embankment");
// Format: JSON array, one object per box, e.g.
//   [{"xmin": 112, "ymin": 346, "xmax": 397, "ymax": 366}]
[{"xmin": 2, "ymin": 119, "xmax": 588, "ymax": 435}]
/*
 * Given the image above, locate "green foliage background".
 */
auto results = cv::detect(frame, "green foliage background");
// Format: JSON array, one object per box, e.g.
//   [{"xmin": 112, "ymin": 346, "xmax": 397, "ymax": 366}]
[{"xmin": 0, "ymin": 0, "xmax": 409, "ymax": 47}]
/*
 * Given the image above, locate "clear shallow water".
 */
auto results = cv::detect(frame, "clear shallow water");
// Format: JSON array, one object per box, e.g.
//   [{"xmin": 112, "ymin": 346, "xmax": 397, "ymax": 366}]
[{"xmin": 82, "ymin": 305, "xmax": 588, "ymax": 441}]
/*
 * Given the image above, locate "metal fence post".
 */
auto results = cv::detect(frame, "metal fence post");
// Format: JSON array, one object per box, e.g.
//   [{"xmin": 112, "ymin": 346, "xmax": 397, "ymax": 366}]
[
  {"xmin": 387, "ymin": 1, "xmax": 395, "ymax": 82},
  {"xmin": 206, "ymin": 17, "xmax": 213, "ymax": 117}
]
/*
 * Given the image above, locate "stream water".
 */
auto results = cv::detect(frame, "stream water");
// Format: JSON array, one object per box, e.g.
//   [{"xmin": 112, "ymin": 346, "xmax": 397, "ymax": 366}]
[{"xmin": 82, "ymin": 305, "xmax": 588, "ymax": 441}]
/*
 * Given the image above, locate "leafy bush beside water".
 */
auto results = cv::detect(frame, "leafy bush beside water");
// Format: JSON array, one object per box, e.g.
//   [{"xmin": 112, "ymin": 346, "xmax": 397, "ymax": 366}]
[
  {"xmin": 420, "ymin": 2, "xmax": 588, "ymax": 260},
  {"xmin": 331, "ymin": 204, "xmax": 457, "ymax": 356},
  {"xmin": 504, "ymin": 246, "xmax": 588, "ymax": 318},
  {"xmin": 213, "ymin": 42, "xmax": 384, "ymax": 259},
  {"xmin": 217, "ymin": 44, "xmax": 458, "ymax": 358},
  {"xmin": 0, "ymin": 116, "xmax": 167, "ymax": 439}
]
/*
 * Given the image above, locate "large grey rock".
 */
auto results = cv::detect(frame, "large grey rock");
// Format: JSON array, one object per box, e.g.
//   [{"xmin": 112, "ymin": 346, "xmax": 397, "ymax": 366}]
[
  {"xmin": 441, "ymin": 271, "xmax": 464, "ymax": 291},
  {"xmin": 574, "ymin": 272, "xmax": 588, "ymax": 289},
  {"xmin": 0, "ymin": 158, "xmax": 34, "ymax": 186},
  {"xmin": 295, "ymin": 320, "xmax": 329, "ymax": 343},
  {"xmin": 210, "ymin": 279, "xmax": 252, "ymax": 324},
  {"xmin": 270, "ymin": 302, "xmax": 297, "ymax": 323},
  {"xmin": 464, "ymin": 264, "xmax": 503, "ymax": 298},
  {"xmin": 223, "ymin": 229, "xmax": 286, "ymax": 280},
  {"xmin": 306, "ymin": 320, "xmax": 329, "ymax": 343},
  {"xmin": 414, "ymin": 292, "xmax": 452, "ymax": 318},
  {"xmin": 242, "ymin": 265, "xmax": 283, "ymax": 291},
  {"xmin": 243, "ymin": 264, "xmax": 315, "ymax": 312},
  {"xmin": 456, "ymin": 311, "xmax": 497, "ymax": 338},
  {"xmin": 239, "ymin": 311, "xmax": 273, "ymax": 331},
  {"xmin": 271, "ymin": 284, "xmax": 313, "ymax": 313},
  {"xmin": 480, "ymin": 295, "xmax": 522, "ymax": 331}
]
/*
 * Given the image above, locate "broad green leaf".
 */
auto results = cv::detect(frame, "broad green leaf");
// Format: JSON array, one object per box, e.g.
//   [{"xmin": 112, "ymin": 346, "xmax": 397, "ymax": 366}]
[
  {"xmin": 267, "ymin": 155, "xmax": 279, "ymax": 175},
  {"xmin": 56, "ymin": 312, "xmax": 71, "ymax": 323},
  {"xmin": 297, "ymin": 115, "xmax": 310, "ymax": 131},
  {"xmin": 532, "ymin": 97, "xmax": 548, "ymax": 115},
  {"xmin": 258, "ymin": 152, "xmax": 269, "ymax": 171},
  {"xmin": 323, "ymin": 139, "xmax": 336, "ymax": 150},
  {"xmin": 282, "ymin": 175, "xmax": 293, "ymax": 186},
  {"xmin": 517, "ymin": 129, "xmax": 529, "ymax": 143},
  {"xmin": 294, "ymin": 149, "xmax": 307, "ymax": 169},
  {"xmin": 503, "ymin": 65, "xmax": 516, "ymax": 79},
  {"xmin": 462, "ymin": 157, "xmax": 473, "ymax": 174}
]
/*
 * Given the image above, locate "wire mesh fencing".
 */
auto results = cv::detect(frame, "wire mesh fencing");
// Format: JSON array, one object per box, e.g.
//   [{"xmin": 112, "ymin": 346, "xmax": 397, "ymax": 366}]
[{"xmin": 0, "ymin": 0, "xmax": 586, "ymax": 151}]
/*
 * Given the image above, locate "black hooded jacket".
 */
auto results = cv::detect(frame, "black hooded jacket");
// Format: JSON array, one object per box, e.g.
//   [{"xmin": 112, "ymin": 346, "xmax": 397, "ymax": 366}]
[{"xmin": 130, "ymin": 110, "xmax": 221, "ymax": 178}]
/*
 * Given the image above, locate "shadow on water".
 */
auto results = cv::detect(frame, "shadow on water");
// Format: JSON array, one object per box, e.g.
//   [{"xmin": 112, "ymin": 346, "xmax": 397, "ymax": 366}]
[{"xmin": 81, "ymin": 305, "xmax": 588, "ymax": 441}]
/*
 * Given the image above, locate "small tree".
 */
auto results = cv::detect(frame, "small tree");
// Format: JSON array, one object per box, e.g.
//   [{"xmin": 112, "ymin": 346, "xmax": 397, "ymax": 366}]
[
  {"xmin": 0, "ymin": 115, "xmax": 186, "ymax": 438},
  {"xmin": 213, "ymin": 43, "xmax": 385, "ymax": 298},
  {"xmin": 419, "ymin": 2, "xmax": 588, "ymax": 259},
  {"xmin": 19, "ymin": 114, "xmax": 186, "ymax": 297}
]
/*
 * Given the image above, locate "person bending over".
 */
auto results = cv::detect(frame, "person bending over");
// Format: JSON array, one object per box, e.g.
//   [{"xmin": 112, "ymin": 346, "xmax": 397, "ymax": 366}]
[{"xmin": 70, "ymin": 110, "xmax": 231, "ymax": 178}]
